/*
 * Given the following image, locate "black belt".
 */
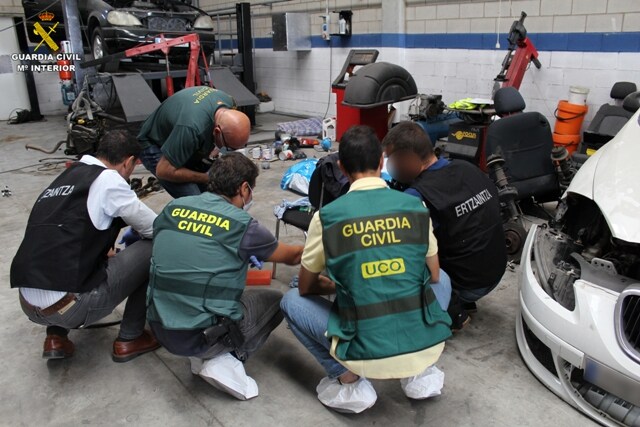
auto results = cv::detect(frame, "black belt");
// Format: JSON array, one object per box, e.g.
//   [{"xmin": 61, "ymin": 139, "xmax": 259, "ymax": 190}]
[{"xmin": 19, "ymin": 292, "xmax": 77, "ymax": 317}]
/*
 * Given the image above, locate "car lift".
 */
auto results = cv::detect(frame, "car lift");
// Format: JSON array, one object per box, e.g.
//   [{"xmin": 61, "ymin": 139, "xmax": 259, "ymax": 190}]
[{"xmin": 82, "ymin": 32, "xmax": 210, "ymax": 98}]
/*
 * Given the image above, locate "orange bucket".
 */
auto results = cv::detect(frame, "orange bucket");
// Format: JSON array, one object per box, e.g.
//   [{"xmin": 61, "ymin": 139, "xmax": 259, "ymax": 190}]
[
  {"xmin": 552, "ymin": 132, "xmax": 581, "ymax": 154},
  {"xmin": 554, "ymin": 100, "xmax": 588, "ymax": 135}
]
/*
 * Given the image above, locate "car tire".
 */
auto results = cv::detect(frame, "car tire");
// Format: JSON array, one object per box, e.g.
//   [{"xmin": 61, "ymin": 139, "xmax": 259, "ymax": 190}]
[{"xmin": 91, "ymin": 27, "xmax": 108, "ymax": 71}]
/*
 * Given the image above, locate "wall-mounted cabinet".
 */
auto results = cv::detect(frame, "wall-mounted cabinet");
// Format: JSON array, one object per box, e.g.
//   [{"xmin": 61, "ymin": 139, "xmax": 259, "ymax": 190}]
[{"xmin": 272, "ymin": 13, "xmax": 311, "ymax": 51}]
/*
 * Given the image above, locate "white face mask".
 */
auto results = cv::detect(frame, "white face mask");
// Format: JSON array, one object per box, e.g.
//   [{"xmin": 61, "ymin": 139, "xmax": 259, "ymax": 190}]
[
  {"xmin": 242, "ymin": 185, "xmax": 254, "ymax": 211},
  {"xmin": 385, "ymin": 157, "xmax": 399, "ymax": 181}
]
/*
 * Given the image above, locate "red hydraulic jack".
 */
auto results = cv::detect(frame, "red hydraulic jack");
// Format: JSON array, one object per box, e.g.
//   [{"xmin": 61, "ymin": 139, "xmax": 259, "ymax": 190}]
[
  {"xmin": 494, "ymin": 11, "xmax": 541, "ymax": 90},
  {"xmin": 82, "ymin": 33, "xmax": 212, "ymax": 96}
]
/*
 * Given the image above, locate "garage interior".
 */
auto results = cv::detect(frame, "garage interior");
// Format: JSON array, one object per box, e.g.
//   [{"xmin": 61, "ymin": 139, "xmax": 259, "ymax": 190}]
[{"xmin": 1, "ymin": 0, "xmax": 639, "ymax": 425}]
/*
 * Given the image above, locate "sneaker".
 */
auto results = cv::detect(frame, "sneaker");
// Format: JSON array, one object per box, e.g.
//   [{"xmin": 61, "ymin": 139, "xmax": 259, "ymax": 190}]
[
  {"xmin": 198, "ymin": 352, "xmax": 258, "ymax": 400},
  {"xmin": 447, "ymin": 295, "xmax": 471, "ymax": 332},
  {"xmin": 451, "ymin": 310, "xmax": 471, "ymax": 332},
  {"xmin": 316, "ymin": 377, "xmax": 377, "ymax": 413},
  {"xmin": 462, "ymin": 301, "xmax": 478, "ymax": 313},
  {"xmin": 400, "ymin": 365, "xmax": 445, "ymax": 400}
]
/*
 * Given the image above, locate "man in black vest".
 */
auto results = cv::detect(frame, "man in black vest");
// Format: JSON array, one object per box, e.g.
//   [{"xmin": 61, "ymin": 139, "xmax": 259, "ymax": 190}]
[
  {"xmin": 11, "ymin": 130, "xmax": 160, "ymax": 362},
  {"xmin": 382, "ymin": 122, "xmax": 507, "ymax": 331}
]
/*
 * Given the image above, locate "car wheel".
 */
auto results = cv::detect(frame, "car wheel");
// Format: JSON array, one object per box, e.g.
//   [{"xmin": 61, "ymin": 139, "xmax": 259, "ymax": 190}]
[
  {"xmin": 91, "ymin": 27, "xmax": 108, "ymax": 71},
  {"xmin": 504, "ymin": 220, "xmax": 527, "ymax": 262}
]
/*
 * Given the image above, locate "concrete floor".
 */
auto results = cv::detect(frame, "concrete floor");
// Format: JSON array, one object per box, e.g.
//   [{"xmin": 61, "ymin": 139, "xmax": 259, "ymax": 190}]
[{"xmin": 0, "ymin": 112, "xmax": 596, "ymax": 427}]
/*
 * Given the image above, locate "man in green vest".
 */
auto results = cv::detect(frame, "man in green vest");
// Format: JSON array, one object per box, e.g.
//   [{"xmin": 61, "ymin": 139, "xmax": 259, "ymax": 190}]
[
  {"xmin": 147, "ymin": 152, "xmax": 304, "ymax": 400},
  {"xmin": 138, "ymin": 87, "xmax": 250, "ymax": 199},
  {"xmin": 280, "ymin": 126, "xmax": 452, "ymax": 413}
]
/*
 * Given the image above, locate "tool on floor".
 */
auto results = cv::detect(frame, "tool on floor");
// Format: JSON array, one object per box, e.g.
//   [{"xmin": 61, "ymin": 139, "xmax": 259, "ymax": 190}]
[
  {"xmin": 246, "ymin": 256, "xmax": 272, "ymax": 286},
  {"xmin": 130, "ymin": 176, "xmax": 163, "ymax": 198}
]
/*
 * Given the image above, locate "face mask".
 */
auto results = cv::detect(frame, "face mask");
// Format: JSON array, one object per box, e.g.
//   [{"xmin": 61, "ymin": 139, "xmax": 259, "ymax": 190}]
[
  {"xmin": 242, "ymin": 185, "xmax": 254, "ymax": 211},
  {"xmin": 385, "ymin": 158, "xmax": 399, "ymax": 181}
]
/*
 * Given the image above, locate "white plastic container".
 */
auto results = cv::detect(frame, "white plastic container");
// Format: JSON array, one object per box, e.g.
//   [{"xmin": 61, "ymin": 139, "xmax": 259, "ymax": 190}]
[
  {"xmin": 568, "ymin": 86, "xmax": 590, "ymax": 105},
  {"xmin": 322, "ymin": 117, "xmax": 336, "ymax": 141}
]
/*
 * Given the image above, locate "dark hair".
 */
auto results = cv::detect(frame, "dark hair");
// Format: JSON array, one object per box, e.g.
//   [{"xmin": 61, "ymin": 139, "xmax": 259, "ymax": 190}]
[
  {"xmin": 338, "ymin": 126, "xmax": 382, "ymax": 174},
  {"xmin": 95, "ymin": 130, "xmax": 143, "ymax": 164},
  {"xmin": 381, "ymin": 121, "xmax": 433, "ymax": 160},
  {"xmin": 207, "ymin": 152, "xmax": 259, "ymax": 197}
]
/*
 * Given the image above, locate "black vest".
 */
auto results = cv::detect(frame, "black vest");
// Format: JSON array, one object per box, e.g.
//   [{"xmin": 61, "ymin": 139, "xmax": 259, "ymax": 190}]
[
  {"xmin": 10, "ymin": 162, "xmax": 125, "ymax": 293},
  {"xmin": 411, "ymin": 160, "xmax": 507, "ymax": 290}
]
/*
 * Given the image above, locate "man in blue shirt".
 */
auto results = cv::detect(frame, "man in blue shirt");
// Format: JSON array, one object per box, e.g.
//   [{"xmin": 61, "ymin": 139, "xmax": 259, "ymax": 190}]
[{"xmin": 382, "ymin": 122, "xmax": 507, "ymax": 331}]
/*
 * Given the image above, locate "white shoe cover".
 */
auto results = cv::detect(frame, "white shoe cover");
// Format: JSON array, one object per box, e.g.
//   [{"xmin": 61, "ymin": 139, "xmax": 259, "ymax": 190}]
[
  {"xmin": 316, "ymin": 377, "xmax": 377, "ymax": 413},
  {"xmin": 198, "ymin": 353, "xmax": 259, "ymax": 400},
  {"xmin": 400, "ymin": 365, "xmax": 445, "ymax": 400}
]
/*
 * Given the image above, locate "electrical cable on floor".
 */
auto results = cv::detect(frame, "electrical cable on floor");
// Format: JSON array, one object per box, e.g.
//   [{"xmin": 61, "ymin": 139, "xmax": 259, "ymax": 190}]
[
  {"xmin": 6, "ymin": 108, "xmax": 29, "ymax": 124},
  {"xmin": 0, "ymin": 158, "xmax": 72, "ymax": 175}
]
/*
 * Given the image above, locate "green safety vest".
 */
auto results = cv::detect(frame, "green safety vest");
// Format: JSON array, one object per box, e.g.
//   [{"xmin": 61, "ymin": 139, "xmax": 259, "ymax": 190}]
[
  {"xmin": 320, "ymin": 187, "xmax": 452, "ymax": 361},
  {"xmin": 146, "ymin": 193, "xmax": 251, "ymax": 330}
]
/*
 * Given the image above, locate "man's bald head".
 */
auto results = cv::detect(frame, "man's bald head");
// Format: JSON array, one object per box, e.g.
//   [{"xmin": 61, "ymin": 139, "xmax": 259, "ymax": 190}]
[{"xmin": 214, "ymin": 108, "xmax": 251, "ymax": 150}]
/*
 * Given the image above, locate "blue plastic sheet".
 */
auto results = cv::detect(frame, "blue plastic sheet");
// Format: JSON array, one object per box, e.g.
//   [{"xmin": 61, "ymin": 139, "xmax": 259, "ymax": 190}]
[{"xmin": 280, "ymin": 158, "xmax": 319, "ymax": 194}]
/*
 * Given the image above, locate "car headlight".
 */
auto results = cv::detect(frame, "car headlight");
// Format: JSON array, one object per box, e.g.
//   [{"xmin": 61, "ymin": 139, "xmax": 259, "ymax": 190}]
[
  {"xmin": 531, "ymin": 226, "xmax": 580, "ymax": 311},
  {"xmin": 107, "ymin": 11, "xmax": 143, "ymax": 27},
  {"xmin": 194, "ymin": 15, "xmax": 214, "ymax": 30}
]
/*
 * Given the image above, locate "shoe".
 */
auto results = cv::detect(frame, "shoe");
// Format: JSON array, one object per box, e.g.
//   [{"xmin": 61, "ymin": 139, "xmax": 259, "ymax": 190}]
[
  {"xmin": 400, "ymin": 365, "xmax": 445, "ymax": 400},
  {"xmin": 450, "ymin": 310, "xmax": 471, "ymax": 332},
  {"xmin": 112, "ymin": 330, "xmax": 161, "ymax": 363},
  {"xmin": 42, "ymin": 334, "xmax": 74, "ymax": 360},
  {"xmin": 447, "ymin": 294, "xmax": 471, "ymax": 332},
  {"xmin": 198, "ymin": 352, "xmax": 259, "ymax": 400},
  {"xmin": 316, "ymin": 377, "xmax": 377, "ymax": 413},
  {"xmin": 462, "ymin": 301, "xmax": 478, "ymax": 313}
]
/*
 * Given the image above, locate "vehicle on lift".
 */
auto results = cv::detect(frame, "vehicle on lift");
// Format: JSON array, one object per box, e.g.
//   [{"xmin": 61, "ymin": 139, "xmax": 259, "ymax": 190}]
[
  {"xmin": 516, "ymin": 92, "xmax": 640, "ymax": 426},
  {"xmin": 22, "ymin": 0, "xmax": 215, "ymax": 62}
]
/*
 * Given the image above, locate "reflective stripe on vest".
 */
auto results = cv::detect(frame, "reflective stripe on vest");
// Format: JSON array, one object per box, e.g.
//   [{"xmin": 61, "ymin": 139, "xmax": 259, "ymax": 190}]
[
  {"xmin": 320, "ymin": 187, "xmax": 451, "ymax": 361},
  {"xmin": 147, "ymin": 193, "xmax": 251, "ymax": 330}
]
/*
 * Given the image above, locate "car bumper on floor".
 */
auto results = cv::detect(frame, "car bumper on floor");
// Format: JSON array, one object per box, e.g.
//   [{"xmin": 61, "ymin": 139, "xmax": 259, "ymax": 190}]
[{"xmin": 516, "ymin": 224, "xmax": 640, "ymax": 427}]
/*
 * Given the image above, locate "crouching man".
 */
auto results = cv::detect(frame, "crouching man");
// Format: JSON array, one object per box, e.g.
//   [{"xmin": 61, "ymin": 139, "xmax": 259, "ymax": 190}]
[
  {"xmin": 281, "ymin": 126, "xmax": 452, "ymax": 413},
  {"xmin": 10, "ymin": 130, "xmax": 160, "ymax": 362},
  {"xmin": 147, "ymin": 152, "xmax": 303, "ymax": 400},
  {"xmin": 381, "ymin": 122, "xmax": 507, "ymax": 330}
]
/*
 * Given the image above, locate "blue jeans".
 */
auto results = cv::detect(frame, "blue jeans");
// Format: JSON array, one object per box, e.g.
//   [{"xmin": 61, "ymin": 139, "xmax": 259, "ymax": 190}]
[
  {"xmin": 280, "ymin": 270, "xmax": 452, "ymax": 379},
  {"xmin": 139, "ymin": 144, "xmax": 207, "ymax": 199},
  {"xmin": 457, "ymin": 280, "xmax": 500, "ymax": 303}
]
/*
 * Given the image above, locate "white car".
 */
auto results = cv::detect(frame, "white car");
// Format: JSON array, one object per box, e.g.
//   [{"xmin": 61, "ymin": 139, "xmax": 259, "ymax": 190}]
[{"xmin": 516, "ymin": 103, "xmax": 640, "ymax": 426}]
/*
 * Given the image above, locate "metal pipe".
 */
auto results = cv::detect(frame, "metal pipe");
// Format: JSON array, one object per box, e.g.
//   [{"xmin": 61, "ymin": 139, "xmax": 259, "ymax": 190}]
[{"xmin": 61, "ymin": 0, "xmax": 87, "ymax": 94}]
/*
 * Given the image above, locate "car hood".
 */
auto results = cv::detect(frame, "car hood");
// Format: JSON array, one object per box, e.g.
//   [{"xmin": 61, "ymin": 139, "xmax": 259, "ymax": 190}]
[{"xmin": 566, "ymin": 109, "xmax": 640, "ymax": 243}]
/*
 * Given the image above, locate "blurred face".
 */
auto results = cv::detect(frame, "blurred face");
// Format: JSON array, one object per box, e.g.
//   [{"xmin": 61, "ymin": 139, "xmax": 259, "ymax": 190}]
[{"xmin": 384, "ymin": 146, "xmax": 424, "ymax": 185}]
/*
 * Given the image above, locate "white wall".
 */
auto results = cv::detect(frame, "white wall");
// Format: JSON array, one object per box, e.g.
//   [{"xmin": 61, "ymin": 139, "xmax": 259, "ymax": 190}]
[
  {"xmin": 0, "ymin": 17, "xmax": 29, "ymax": 120},
  {"xmin": 254, "ymin": 46, "xmax": 640, "ymax": 127},
  {"xmin": 227, "ymin": 0, "xmax": 640, "ymax": 128}
]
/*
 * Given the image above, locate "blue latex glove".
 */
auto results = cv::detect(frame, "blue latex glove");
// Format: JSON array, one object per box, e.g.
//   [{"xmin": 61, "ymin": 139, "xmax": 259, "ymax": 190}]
[{"xmin": 119, "ymin": 228, "xmax": 141, "ymax": 247}]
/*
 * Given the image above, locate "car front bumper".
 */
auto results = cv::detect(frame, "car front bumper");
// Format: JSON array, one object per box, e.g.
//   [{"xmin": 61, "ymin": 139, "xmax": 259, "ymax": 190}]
[
  {"xmin": 101, "ymin": 27, "xmax": 216, "ymax": 55},
  {"xmin": 516, "ymin": 224, "xmax": 640, "ymax": 426}
]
